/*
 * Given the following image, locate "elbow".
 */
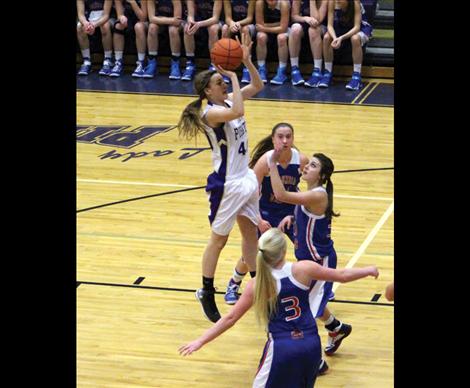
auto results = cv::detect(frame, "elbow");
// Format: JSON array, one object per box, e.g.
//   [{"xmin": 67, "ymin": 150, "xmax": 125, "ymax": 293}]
[
  {"xmin": 273, "ymin": 191, "xmax": 286, "ymax": 202},
  {"xmin": 337, "ymin": 270, "xmax": 350, "ymax": 283},
  {"xmin": 232, "ymin": 107, "xmax": 244, "ymax": 117},
  {"xmin": 224, "ymin": 313, "xmax": 237, "ymax": 328}
]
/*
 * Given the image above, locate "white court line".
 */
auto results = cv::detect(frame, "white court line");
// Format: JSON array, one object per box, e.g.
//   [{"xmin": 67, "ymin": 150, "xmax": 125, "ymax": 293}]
[
  {"xmin": 77, "ymin": 179, "xmax": 393, "ymax": 201},
  {"xmin": 77, "ymin": 178, "xmax": 196, "ymax": 188},
  {"xmin": 333, "ymin": 201, "xmax": 394, "ymax": 293}
]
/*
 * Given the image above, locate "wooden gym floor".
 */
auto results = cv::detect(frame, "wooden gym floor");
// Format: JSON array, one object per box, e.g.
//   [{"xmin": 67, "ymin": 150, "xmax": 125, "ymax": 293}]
[{"xmin": 77, "ymin": 75, "xmax": 394, "ymax": 387}]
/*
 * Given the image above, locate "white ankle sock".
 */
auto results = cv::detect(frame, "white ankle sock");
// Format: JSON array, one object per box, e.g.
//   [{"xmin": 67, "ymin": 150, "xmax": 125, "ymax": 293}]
[{"xmin": 290, "ymin": 57, "xmax": 299, "ymax": 67}]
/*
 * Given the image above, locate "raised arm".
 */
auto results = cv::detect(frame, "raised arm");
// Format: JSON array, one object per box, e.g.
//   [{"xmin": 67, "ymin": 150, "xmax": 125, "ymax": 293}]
[
  {"xmin": 268, "ymin": 145, "xmax": 327, "ymax": 211},
  {"xmin": 179, "ymin": 279, "xmax": 255, "ymax": 356},
  {"xmin": 205, "ymin": 68, "xmax": 244, "ymax": 127},
  {"xmin": 238, "ymin": 32, "xmax": 264, "ymax": 100}
]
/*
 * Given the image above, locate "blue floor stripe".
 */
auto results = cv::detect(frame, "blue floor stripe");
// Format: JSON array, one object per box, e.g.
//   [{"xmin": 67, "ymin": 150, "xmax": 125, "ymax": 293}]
[{"xmin": 77, "ymin": 73, "xmax": 394, "ymax": 107}]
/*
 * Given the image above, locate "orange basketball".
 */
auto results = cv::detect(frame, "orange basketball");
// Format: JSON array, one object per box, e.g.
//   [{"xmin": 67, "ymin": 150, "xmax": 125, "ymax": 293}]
[{"xmin": 210, "ymin": 38, "xmax": 243, "ymax": 70}]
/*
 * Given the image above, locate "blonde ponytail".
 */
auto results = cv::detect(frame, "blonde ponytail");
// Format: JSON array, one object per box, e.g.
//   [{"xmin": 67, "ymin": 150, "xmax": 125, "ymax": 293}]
[{"xmin": 254, "ymin": 228, "xmax": 287, "ymax": 328}]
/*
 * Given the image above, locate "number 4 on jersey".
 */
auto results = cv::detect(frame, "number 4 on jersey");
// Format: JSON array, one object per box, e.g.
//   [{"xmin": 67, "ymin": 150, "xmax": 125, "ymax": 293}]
[{"xmin": 238, "ymin": 141, "xmax": 247, "ymax": 155}]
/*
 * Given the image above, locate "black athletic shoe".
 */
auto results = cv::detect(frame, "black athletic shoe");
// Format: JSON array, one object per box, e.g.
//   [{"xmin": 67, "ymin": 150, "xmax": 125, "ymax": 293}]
[
  {"xmin": 195, "ymin": 288, "xmax": 221, "ymax": 323},
  {"xmin": 318, "ymin": 359, "xmax": 329, "ymax": 375},
  {"xmin": 324, "ymin": 323, "xmax": 352, "ymax": 355}
]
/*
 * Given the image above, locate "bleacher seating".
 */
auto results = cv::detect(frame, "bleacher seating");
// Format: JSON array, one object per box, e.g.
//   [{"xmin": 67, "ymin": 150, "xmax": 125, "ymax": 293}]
[{"xmin": 78, "ymin": 0, "xmax": 394, "ymax": 77}]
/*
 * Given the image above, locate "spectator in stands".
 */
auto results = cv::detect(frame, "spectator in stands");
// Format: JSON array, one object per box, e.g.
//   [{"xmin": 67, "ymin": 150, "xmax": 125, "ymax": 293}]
[
  {"xmin": 319, "ymin": 0, "xmax": 373, "ymax": 90},
  {"xmin": 288, "ymin": 0, "xmax": 327, "ymax": 87},
  {"xmin": 181, "ymin": 0, "xmax": 223, "ymax": 82},
  {"xmin": 110, "ymin": 0, "xmax": 148, "ymax": 78},
  {"xmin": 255, "ymin": 0, "xmax": 290, "ymax": 84},
  {"xmin": 222, "ymin": 0, "xmax": 256, "ymax": 84},
  {"xmin": 145, "ymin": 1, "xmax": 184, "ymax": 78},
  {"xmin": 77, "ymin": 0, "xmax": 114, "ymax": 76}
]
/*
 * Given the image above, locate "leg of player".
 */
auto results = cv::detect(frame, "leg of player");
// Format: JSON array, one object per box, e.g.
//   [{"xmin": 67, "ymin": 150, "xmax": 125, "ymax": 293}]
[
  {"xmin": 318, "ymin": 307, "xmax": 352, "ymax": 356},
  {"xmin": 195, "ymin": 231, "xmax": 229, "ymax": 323}
]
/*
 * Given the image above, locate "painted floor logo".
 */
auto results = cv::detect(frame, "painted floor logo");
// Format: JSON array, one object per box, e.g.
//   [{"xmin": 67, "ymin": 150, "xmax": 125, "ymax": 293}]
[
  {"xmin": 77, "ymin": 124, "xmax": 210, "ymax": 162},
  {"xmin": 77, "ymin": 125, "xmax": 175, "ymax": 149}
]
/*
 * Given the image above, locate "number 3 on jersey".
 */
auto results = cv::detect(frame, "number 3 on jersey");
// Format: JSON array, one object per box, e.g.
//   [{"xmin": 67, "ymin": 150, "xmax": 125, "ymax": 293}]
[
  {"xmin": 238, "ymin": 141, "xmax": 247, "ymax": 155},
  {"xmin": 281, "ymin": 296, "xmax": 301, "ymax": 322}
]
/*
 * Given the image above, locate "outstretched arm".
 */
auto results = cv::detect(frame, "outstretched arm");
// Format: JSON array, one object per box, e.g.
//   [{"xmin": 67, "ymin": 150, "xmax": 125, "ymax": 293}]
[
  {"xmin": 179, "ymin": 279, "xmax": 255, "ymax": 356},
  {"xmin": 293, "ymin": 260, "xmax": 379, "ymax": 285}
]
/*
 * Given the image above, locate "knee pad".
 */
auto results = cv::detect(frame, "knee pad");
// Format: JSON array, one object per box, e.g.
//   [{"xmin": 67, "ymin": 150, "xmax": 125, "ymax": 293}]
[{"xmin": 112, "ymin": 21, "xmax": 126, "ymax": 35}]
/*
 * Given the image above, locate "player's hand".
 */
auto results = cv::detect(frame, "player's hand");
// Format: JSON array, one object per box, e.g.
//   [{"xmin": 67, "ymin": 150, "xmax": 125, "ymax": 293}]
[
  {"xmin": 119, "ymin": 15, "xmax": 128, "ymax": 27},
  {"xmin": 237, "ymin": 31, "xmax": 253, "ymax": 64},
  {"xmin": 258, "ymin": 219, "xmax": 272, "ymax": 234},
  {"xmin": 187, "ymin": 21, "xmax": 199, "ymax": 35},
  {"xmin": 369, "ymin": 266, "xmax": 379, "ymax": 279},
  {"xmin": 214, "ymin": 65, "xmax": 237, "ymax": 80},
  {"xmin": 172, "ymin": 16, "xmax": 182, "ymax": 26},
  {"xmin": 269, "ymin": 144, "xmax": 283, "ymax": 166},
  {"xmin": 179, "ymin": 340, "xmax": 203, "ymax": 356},
  {"xmin": 331, "ymin": 37, "xmax": 342, "ymax": 49},
  {"xmin": 278, "ymin": 216, "xmax": 293, "ymax": 233},
  {"xmin": 230, "ymin": 21, "xmax": 240, "ymax": 33},
  {"xmin": 255, "ymin": 23, "xmax": 266, "ymax": 33},
  {"xmin": 85, "ymin": 22, "xmax": 95, "ymax": 35}
]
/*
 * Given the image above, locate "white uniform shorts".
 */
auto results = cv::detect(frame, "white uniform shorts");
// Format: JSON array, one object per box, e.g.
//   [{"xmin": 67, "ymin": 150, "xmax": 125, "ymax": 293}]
[{"xmin": 206, "ymin": 168, "xmax": 259, "ymax": 236}]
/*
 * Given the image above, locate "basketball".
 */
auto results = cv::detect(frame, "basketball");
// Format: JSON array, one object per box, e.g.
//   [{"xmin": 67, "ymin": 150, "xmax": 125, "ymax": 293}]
[{"xmin": 210, "ymin": 38, "xmax": 243, "ymax": 70}]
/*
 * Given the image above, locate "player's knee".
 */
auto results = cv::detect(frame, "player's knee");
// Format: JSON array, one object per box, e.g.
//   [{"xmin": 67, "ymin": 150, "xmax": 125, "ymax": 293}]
[
  {"xmin": 351, "ymin": 34, "xmax": 361, "ymax": 45},
  {"xmin": 309, "ymin": 26, "xmax": 320, "ymax": 38},
  {"xmin": 100, "ymin": 22, "xmax": 111, "ymax": 34},
  {"xmin": 113, "ymin": 24, "xmax": 126, "ymax": 35},
  {"xmin": 148, "ymin": 22, "xmax": 159, "ymax": 35},
  {"xmin": 169, "ymin": 25, "xmax": 179, "ymax": 37},
  {"xmin": 134, "ymin": 22, "xmax": 145, "ymax": 36},
  {"xmin": 277, "ymin": 33, "xmax": 287, "ymax": 46},
  {"xmin": 291, "ymin": 23, "xmax": 302, "ymax": 37},
  {"xmin": 257, "ymin": 32, "xmax": 267, "ymax": 44},
  {"xmin": 208, "ymin": 24, "xmax": 220, "ymax": 38}
]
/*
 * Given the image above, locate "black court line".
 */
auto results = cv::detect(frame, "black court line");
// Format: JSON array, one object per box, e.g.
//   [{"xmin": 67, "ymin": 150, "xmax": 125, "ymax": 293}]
[
  {"xmin": 76, "ymin": 166, "xmax": 393, "ymax": 213},
  {"xmin": 134, "ymin": 277, "xmax": 145, "ymax": 285},
  {"xmin": 77, "ymin": 185, "xmax": 205, "ymax": 213},
  {"xmin": 334, "ymin": 167, "xmax": 393, "ymax": 174},
  {"xmin": 78, "ymin": 280, "xmax": 393, "ymax": 307}
]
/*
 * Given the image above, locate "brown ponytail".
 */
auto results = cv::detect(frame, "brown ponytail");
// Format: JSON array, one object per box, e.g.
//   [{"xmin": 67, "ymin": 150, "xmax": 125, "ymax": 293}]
[{"xmin": 177, "ymin": 70, "xmax": 217, "ymax": 140}]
